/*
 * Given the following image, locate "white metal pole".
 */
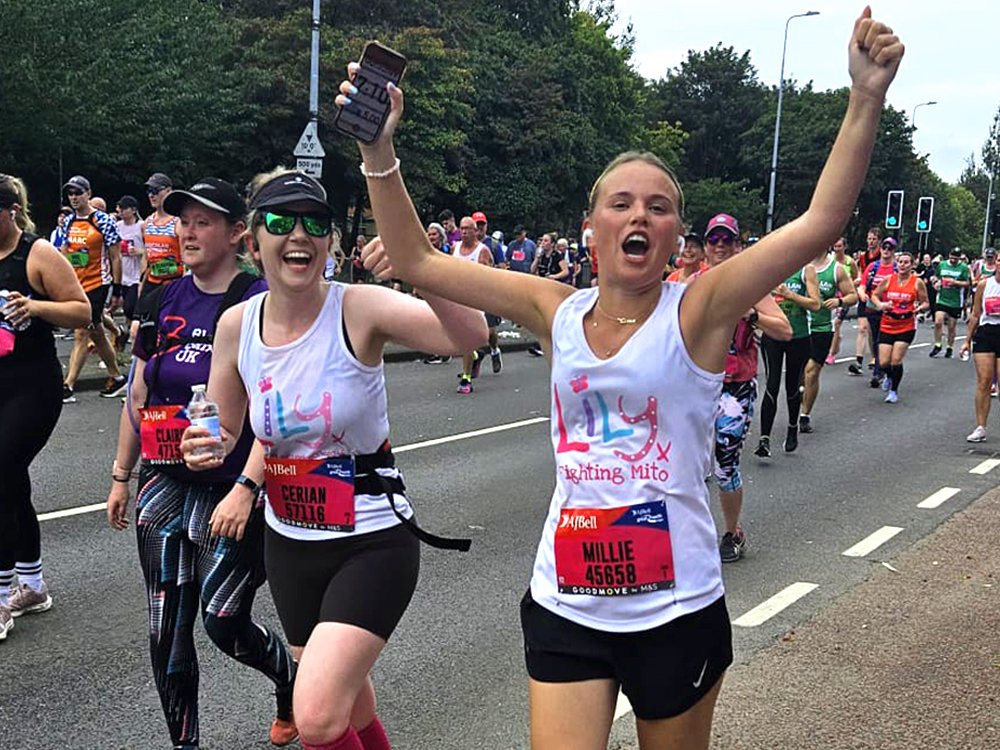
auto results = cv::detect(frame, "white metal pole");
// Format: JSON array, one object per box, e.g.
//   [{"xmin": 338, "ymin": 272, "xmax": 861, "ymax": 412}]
[
  {"xmin": 309, "ymin": 0, "xmax": 321, "ymax": 122},
  {"xmin": 765, "ymin": 12, "xmax": 818, "ymax": 234}
]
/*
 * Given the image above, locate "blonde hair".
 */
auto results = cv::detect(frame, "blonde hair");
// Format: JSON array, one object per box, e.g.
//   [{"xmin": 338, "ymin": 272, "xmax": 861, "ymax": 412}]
[
  {"xmin": 587, "ymin": 151, "xmax": 685, "ymax": 218},
  {"xmin": 0, "ymin": 175, "xmax": 37, "ymax": 234},
  {"xmin": 244, "ymin": 167, "xmax": 342, "ymax": 272}
]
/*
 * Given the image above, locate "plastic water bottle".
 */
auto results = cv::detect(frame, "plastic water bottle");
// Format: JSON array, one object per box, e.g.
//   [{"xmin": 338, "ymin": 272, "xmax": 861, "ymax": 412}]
[
  {"xmin": 187, "ymin": 384, "xmax": 225, "ymax": 459},
  {"xmin": 960, "ymin": 348, "xmax": 971, "ymax": 362},
  {"xmin": 0, "ymin": 289, "xmax": 31, "ymax": 331}
]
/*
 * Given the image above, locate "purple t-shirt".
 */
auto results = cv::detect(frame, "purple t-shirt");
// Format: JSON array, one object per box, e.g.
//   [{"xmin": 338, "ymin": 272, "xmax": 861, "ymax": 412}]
[{"xmin": 133, "ymin": 274, "xmax": 267, "ymax": 484}]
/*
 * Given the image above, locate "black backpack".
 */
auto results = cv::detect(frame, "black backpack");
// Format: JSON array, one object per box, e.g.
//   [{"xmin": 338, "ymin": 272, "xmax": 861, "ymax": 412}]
[{"xmin": 136, "ymin": 272, "xmax": 258, "ymax": 405}]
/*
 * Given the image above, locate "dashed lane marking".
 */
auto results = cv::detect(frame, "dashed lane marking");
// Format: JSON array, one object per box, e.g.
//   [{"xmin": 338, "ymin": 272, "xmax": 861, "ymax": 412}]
[
  {"xmin": 841, "ymin": 526, "xmax": 904, "ymax": 557},
  {"xmin": 917, "ymin": 487, "xmax": 961, "ymax": 509},
  {"xmin": 732, "ymin": 582, "xmax": 819, "ymax": 628},
  {"xmin": 969, "ymin": 459, "xmax": 1000, "ymax": 475},
  {"xmin": 39, "ymin": 416, "xmax": 551, "ymax": 523}
]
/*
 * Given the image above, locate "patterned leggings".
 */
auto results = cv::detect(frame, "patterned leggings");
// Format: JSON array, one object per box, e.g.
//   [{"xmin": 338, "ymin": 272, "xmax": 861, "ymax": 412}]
[
  {"xmin": 136, "ymin": 468, "xmax": 295, "ymax": 748},
  {"xmin": 713, "ymin": 379, "xmax": 757, "ymax": 492}
]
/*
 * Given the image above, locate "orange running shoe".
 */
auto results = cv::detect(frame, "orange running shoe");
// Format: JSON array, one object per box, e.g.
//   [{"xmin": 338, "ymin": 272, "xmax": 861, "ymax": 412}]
[{"xmin": 269, "ymin": 716, "xmax": 298, "ymax": 747}]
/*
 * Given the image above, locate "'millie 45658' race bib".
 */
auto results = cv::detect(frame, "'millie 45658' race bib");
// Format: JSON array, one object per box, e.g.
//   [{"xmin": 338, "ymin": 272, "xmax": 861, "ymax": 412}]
[{"xmin": 555, "ymin": 500, "xmax": 674, "ymax": 596}]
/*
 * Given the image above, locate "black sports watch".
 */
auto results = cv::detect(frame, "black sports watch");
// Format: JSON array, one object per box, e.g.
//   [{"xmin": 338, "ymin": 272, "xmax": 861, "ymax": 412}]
[
  {"xmin": 234, "ymin": 474, "xmax": 260, "ymax": 495},
  {"xmin": 747, "ymin": 310, "xmax": 759, "ymax": 326}
]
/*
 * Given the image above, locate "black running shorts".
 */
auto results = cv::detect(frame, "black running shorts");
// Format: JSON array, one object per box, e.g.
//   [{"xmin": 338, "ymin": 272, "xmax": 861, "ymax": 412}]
[
  {"xmin": 85, "ymin": 285, "xmax": 109, "ymax": 325},
  {"xmin": 520, "ymin": 591, "xmax": 732, "ymax": 720},
  {"xmin": 264, "ymin": 523, "xmax": 419, "ymax": 645},
  {"xmin": 973, "ymin": 324, "xmax": 1000, "ymax": 356},
  {"xmin": 878, "ymin": 329, "xmax": 916, "ymax": 347},
  {"xmin": 937, "ymin": 304, "xmax": 963, "ymax": 321},
  {"xmin": 808, "ymin": 331, "xmax": 834, "ymax": 365}
]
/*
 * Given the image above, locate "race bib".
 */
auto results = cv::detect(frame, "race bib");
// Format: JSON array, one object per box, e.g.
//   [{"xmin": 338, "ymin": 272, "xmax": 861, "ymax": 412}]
[
  {"xmin": 139, "ymin": 405, "xmax": 189, "ymax": 465},
  {"xmin": 511, "ymin": 249, "xmax": 525, "ymax": 262},
  {"xmin": 150, "ymin": 257, "xmax": 179, "ymax": 278},
  {"xmin": 554, "ymin": 500, "xmax": 674, "ymax": 597},
  {"xmin": 66, "ymin": 249, "xmax": 89, "ymax": 268},
  {"xmin": 985, "ymin": 296, "xmax": 1000, "ymax": 316},
  {"xmin": 264, "ymin": 456, "xmax": 355, "ymax": 532}
]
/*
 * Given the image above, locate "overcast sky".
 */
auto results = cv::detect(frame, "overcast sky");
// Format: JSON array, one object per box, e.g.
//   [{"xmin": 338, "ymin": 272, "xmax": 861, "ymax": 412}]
[{"xmin": 612, "ymin": 1, "xmax": 997, "ymax": 183}]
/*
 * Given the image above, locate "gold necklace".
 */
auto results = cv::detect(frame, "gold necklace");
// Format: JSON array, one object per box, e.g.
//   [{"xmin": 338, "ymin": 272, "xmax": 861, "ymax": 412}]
[{"xmin": 592, "ymin": 297, "xmax": 657, "ymax": 327}]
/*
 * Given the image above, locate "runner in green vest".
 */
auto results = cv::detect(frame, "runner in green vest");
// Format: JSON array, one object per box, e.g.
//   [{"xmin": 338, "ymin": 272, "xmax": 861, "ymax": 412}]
[
  {"xmin": 929, "ymin": 248, "xmax": 971, "ymax": 357},
  {"xmin": 801, "ymin": 246, "xmax": 858, "ymax": 432},
  {"xmin": 755, "ymin": 265, "xmax": 820, "ymax": 457},
  {"xmin": 826, "ymin": 236, "xmax": 858, "ymax": 364}
]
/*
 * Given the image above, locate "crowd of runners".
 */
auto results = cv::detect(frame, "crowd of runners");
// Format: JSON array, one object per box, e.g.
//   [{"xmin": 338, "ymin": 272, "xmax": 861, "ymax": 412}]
[{"xmin": 0, "ymin": 10, "xmax": 986, "ymax": 750}]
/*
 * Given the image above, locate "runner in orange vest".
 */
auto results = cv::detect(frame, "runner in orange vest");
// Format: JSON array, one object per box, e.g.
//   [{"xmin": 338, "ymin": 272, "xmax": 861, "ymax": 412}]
[
  {"xmin": 870, "ymin": 249, "xmax": 929, "ymax": 403},
  {"xmin": 56, "ymin": 175, "xmax": 125, "ymax": 402}
]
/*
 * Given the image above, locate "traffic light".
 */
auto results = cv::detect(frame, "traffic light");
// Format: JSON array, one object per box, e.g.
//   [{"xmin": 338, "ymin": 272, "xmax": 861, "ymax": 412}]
[
  {"xmin": 885, "ymin": 190, "xmax": 904, "ymax": 229},
  {"xmin": 916, "ymin": 196, "xmax": 934, "ymax": 233}
]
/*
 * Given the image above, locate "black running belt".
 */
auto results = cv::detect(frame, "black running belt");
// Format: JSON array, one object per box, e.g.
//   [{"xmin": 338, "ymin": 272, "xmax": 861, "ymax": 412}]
[{"xmin": 357, "ymin": 442, "xmax": 472, "ymax": 552}]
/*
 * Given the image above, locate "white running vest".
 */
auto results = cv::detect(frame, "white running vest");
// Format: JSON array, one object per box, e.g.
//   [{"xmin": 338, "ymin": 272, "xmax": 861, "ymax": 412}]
[
  {"xmin": 237, "ymin": 283, "xmax": 411, "ymax": 540},
  {"xmin": 453, "ymin": 242, "xmax": 488, "ymax": 264},
  {"xmin": 530, "ymin": 283, "xmax": 726, "ymax": 632},
  {"xmin": 981, "ymin": 276, "xmax": 1000, "ymax": 327}
]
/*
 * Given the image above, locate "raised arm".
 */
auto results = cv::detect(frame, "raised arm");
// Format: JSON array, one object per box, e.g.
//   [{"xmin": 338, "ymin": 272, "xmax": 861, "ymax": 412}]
[
  {"xmin": 336, "ymin": 70, "xmax": 572, "ymax": 341},
  {"xmin": 684, "ymin": 8, "xmax": 903, "ymax": 339}
]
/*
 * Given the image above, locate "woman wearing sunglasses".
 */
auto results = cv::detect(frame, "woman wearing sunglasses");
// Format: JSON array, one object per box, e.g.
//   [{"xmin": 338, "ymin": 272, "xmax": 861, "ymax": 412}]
[
  {"xmin": 181, "ymin": 169, "xmax": 487, "ymax": 750},
  {"xmin": 105, "ymin": 178, "xmax": 299, "ymax": 750},
  {"xmin": 339, "ymin": 8, "xmax": 903, "ymax": 749}
]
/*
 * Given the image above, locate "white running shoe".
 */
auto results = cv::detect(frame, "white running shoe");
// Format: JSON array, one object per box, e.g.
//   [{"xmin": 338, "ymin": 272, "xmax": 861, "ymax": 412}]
[
  {"xmin": 0, "ymin": 604, "xmax": 12, "ymax": 640},
  {"xmin": 8, "ymin": 583, "xmax": 52, "ymax": 617},
  {"xmin": 966, "ymin": 425, "xmax": 987, "ymax": 443}
]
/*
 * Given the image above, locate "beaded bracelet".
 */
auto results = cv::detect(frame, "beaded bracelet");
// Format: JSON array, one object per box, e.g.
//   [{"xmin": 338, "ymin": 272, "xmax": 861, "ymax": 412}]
[{"xmin": 359, "ymin": 158, "xmax": 401, "ymax": 179}]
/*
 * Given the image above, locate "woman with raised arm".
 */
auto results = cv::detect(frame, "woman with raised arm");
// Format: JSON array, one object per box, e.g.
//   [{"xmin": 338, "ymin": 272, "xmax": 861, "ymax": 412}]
[
  {"xmin": 341, "ymin": 9, "xmax": 903, "ymax": 749},
  {"xmin": 181, "ymin": 170, "xmax": 486, "ymax": 750}
]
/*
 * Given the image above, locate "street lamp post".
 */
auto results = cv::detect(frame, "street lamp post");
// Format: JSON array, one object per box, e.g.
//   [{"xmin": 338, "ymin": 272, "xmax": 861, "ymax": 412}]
[
  {"xmin": 765, "ymin": 11, "xmax": 820, "ymax": 234},
  {"xmin": 984, "ymin": 168, "xmax": 995, "ymax": 253},
  {"xmin": 911, "ymin": 100, "xmax": 937, "ymax": 129}
]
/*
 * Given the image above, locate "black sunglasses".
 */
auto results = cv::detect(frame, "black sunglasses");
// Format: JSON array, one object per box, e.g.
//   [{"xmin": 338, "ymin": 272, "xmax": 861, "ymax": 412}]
[
  {"xmin": 66, "ymin": 189, "xmax": 84, "ymax": 197},
  {"xmin": 262, "ymin": 211, "xmax": 332, "ymax": 238},
  {"xmin": 146, "ymin": 186, "xmax": 165, "ymax": 196}
]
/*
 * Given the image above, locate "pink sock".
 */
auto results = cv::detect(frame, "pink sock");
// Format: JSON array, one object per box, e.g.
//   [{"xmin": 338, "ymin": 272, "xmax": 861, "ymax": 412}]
[
  {"xmin": 357, "ymin": 717, "xmax": 392, "ymax": 750},
  {"xmin": 301, "ymin": 727, "xmax": 364, "ymax": 750}
]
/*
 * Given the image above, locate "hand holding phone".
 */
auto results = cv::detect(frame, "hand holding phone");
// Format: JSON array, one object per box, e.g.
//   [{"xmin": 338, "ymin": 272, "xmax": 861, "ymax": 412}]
[{"xmin": 333, "ymin": 41, "xmax": 407, "ymax": 144}]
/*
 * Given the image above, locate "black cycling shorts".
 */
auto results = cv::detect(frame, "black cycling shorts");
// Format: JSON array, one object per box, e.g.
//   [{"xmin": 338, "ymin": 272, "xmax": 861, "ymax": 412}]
[
  {"xmin": 264, "ymin": 522, "xmax": 419, "ymax": 646},
  {"xmin": 520, "ymin": 591, "xmax": 732, "ymax": 720}
]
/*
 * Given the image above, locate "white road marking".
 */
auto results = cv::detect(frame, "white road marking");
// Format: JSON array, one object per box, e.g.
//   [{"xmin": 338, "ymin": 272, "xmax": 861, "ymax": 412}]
[
  {"xmin": 833, "ymin": 335, "xmax": 965, "ymax": 364},
  {"xmin": 37, "ymin": 502, "xmax": 107, "ymax": 522},
  {"xmin": 613, "ymin": 690, "xmax": 633, "ymax": 721},
  {"xmin": 917, "ymin": 487, "xmax": 961, "ymax": 509},
  {"xmin": 732, "ymin": 582, "xmax": 819, "ymax": 628},
  {"xmin": 39, "ymin": 417, "xmax": 551, "ymax": 523},
  {"xmin": 841, "ymin": 526, "xmax": 904, "ymax": 557},
  {"xmin": 394, "ymin": 417, "xmax": 549, "ymax": 453},
  {"xmin": 969, "ymin": 458, "xmax": 1000, "ymax": 475}
]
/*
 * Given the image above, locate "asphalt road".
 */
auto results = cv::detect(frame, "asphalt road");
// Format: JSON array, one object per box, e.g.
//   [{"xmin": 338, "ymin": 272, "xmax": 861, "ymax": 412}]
[{"xmin": 0, "ymin": 322, "xmax": 995, "ymax": 749}]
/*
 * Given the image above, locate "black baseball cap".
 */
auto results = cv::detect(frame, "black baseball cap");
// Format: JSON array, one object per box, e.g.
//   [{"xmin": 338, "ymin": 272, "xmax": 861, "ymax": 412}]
[
  {"xmin": 63, "ymin": 175, "xmax": 91, "ymax": 193},
  {"xmin": 117, "ymin": 195, "xmax": 139, "ymax": 210},
  {"xmin": 163, "ymin": 177, "xmax": 246, "ymax": 219},
  {"xmin": 145, "ymin": 172, "xmax": 173, "ymax": 190},
  {"xmin": 249, "ymin": 172, "xmax": 332, "ymax": 216}
]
